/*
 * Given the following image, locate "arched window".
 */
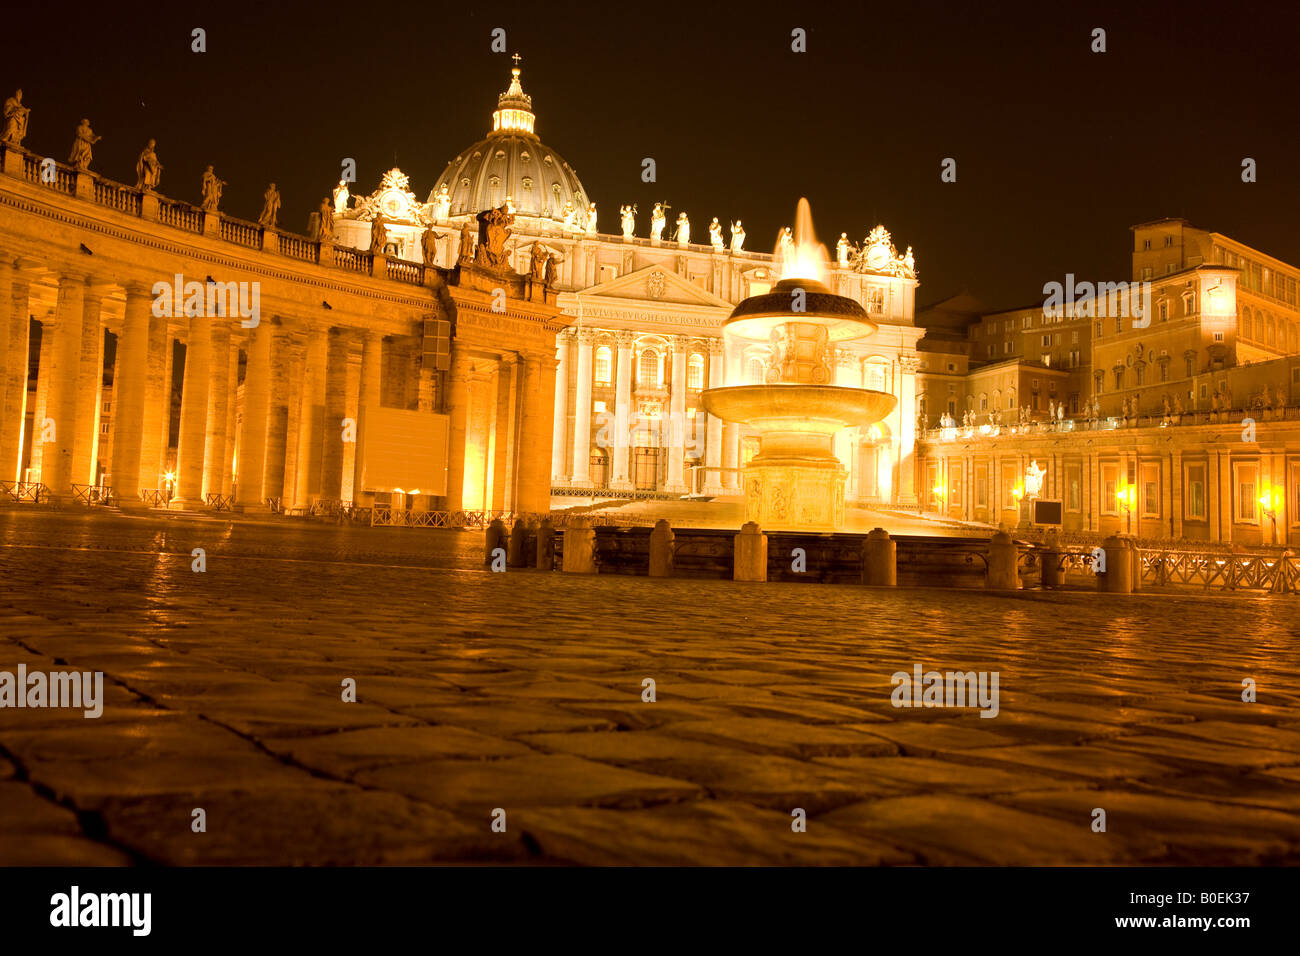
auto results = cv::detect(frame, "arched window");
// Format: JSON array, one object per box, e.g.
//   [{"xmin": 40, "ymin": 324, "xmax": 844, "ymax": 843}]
[
  {"xmin": 687, "ymin": 353, "xmax": 705, "ymax": 390},
  {"xmin": 1007, "ymin": 389, "xmax": 1016, "ymax": 410},
  {"xmin": 639, "ymin": 348, "xmax": 660, "ymax": 387},
  {"xmin": 1267, "ymin": 315, "xmax": 1277, "ymax": 348},
  {"xmin": 746, "ymin": 356, "xmax": 765, "ymax": 384},
  {"xmin": 594, "ymin": 346, "xmax": 612, "ymax": 386},
  {"xmin": 979, "ymin": 393, "xmax": 988, "ymax": 411},
  {"xmin": 1241, "ymin": 307, "xmax": 1253, "ymax": 340}
]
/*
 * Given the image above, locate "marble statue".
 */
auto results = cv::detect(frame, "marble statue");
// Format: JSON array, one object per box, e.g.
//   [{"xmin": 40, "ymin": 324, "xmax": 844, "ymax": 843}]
[
  {"xmin": 1025, "ymin": 460, "xmax": 1046, "ymax": 497},
  {"xmin": 1173, "ymin": 395, "xmax": 1185, "ymax": 416},
  {"xmin": 836, "ymin": 233, "xmax": 851, "ymax": 267},
  {"xmin": 2, "ymin": 89, "xmax": 29, "ymax": 148},
  {"xmin": 421, "ymin": 225, "xmax": 439, "ymax": 267},
  {"xmin": 529, "ymin": 241, "xmax": 548, "ymax": 281},
  {"xmin": 903, "ymin": 246, "xmax": 915, "ymax": 276},
  {"xmin": 544, "ymin": 250, "xmax": 557, "ymax": 286},
  {"xmin": 673, "ymin": 212, "xmax": 690, "ymax": 247},
  {"xmin": 619, "ymin": 204, "xmax": 635, "ymax": 240},
  {"xmin": 431, "ymin": 183, "xmax": 452, "ymax": 222},
  {"xmin": 561, "ymin": 200, "xmax": 578, "ymax": 232},
  {"xmin": 370, "ymin": 212, "xmax": 388, "ymax": 254},
  {"xmin": 458, "ymin": 220, "xmax": 474, "ymax": 262},
  {"xmin": 134, "ymin": 139, "xmax": 162, "ymax": 190},
  {"xmin": 318, "ymin": 198, "xmax": 335, "ymax": 241},
  {"xmin": 68, "ymin": 119, "xmax": 101, "ymax": 171},
  {"xmin": 730, "ymin": 220, "xmax": 745, "ymax": 253},
  {"xmin": 258, "ymin": 183, "xmax": 280, "ymax": 227},
  {"xmin": 475, "ymin": 203, "xmax": 514, "ymax": 270},
  {"xmin": 777, "ymin": 226, "xmax": 795, "ymax": 263},
  {"xmin": 585, "ymin": 202, "xmax": 598, "ymax": 235},
  {"xmin": 200, "ymin": 165, "xmax": 225, "ymax": 212},
  {"xmin": 332, "ymin": 179, "xmax": 349, "ymax": 216},
  {"xmin": 307, "ymin": 211, "xmax": 321, "ymax": 241},
  {"xmin": 1057, "ymin": 402, "xmax": 1065, "ymax": 422},
  {"xmin": 708, "ymin": 217, "xmax": 724, "ymax": 251},
  {"xmin": 650, "ymin": 203, "xmax": 666, "ymax": 245}
]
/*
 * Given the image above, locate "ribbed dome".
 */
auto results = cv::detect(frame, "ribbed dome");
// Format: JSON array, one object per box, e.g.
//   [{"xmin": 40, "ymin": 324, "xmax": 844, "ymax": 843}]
[{"xmin": 429, "ymin": 63, "xmax": 591, "ymax": 222}]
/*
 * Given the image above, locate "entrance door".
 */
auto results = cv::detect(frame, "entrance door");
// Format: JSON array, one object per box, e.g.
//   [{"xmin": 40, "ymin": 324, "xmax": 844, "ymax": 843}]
[
  {"xmin": 632, "ymin": 447, "xmax": 659, "ymax": 491},
  {"xmin": 589, "ymin": 450, "xmax": 608, "ymax": 490}
]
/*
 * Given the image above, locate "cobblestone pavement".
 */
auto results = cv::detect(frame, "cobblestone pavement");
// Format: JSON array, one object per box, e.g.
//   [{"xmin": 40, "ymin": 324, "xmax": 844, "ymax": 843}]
[{"xmin": 1, "ymin": 508, "xmax": 1299, "ymax": 865}]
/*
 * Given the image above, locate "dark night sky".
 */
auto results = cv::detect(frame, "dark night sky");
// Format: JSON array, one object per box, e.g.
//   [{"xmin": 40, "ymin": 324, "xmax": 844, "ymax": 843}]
[{"xmin": 6, "ymin": 0, "xmax": 1299, "ymax": 309}]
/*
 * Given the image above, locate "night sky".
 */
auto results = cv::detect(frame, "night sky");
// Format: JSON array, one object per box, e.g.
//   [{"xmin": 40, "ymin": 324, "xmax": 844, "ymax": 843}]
[{"xmin": 6, "ymin": 0, "xmax": 1299, "ymax": 309}]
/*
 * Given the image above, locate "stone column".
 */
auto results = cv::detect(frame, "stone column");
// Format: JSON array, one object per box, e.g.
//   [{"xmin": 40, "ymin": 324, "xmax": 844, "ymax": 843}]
[
  {"xmin": 138, "ymin": 315, "xmax": 170, "ymax": 494},
  {"xmin": 551, "ymin": 330, "xmax": 570, "ymax": 484},
  {"xmin": 665, "ymin": 335, "xmax": 688, "ymax": 491},
  {"xmin": 42, "ymin": 275, "xmax": 87, "ymax": 495},
  {"xmin": 464, "ymin": 363, "xmax": 494, "ymax": 512},
  {"xmin": 279, "ymin": 333, "xmax": 307, "ymax": 506},
  {"xmin": 571, "ymin": 329, "xmax": 594, "ymax": 486},
  {"xmin": 263, "ymin": 321, "xmax": 294, "ymax": 502},
  {"xmin": 704, "ymin": 338, "xmax": 725, "ymax": 495},
  {"xmin": 517, "ymin": 352, "xmax": 556, "ymax": 514},
  {"xmin": 318, "ymin": 328, "xmax": 350, "ymax": 502},
  {"xmin": 490, "ymin": 356, "xmax": 519, "ymax": 512},
  {"xmin": 234, "ymin": 320, "xmax": 272, "ymax": 511},
  {"xmin": 443, "ymin": 348, "xmax": 472, "ymax": 511},
  {"xmin": 0, "ymin": 256, "xmax": 11, "ymax": 480},
  {"xmin": 352, "ymin": 330, "xmax": 383, "ymax": 502},
  {"xmin": 0, "ymin": 270, "xmax": 31, "ymax": 483},
  {"xmin": 172, "ymin": 309, "xmax": 212, "ymax": 509},
  {"xmin": 221, "ymin": 331, "xmax": 240, "ymax": 497},
  {"xmin": 28, "ymin": 321, "xmax": 51, "ymax": 483},
  {"xmin": 611, "ymin": 330, "xmax": 634, "ymax": 489},
  {"xmin": 292, "ymin": 327, "xmax": 327, "ymax": 509},
  {"xmin": 896, "ymin": 356, "xmax": 918, "ymax": 505},
  {"xmin": 71, "ymin": 284, "xmax": 107, "ymax": 488},
  {"xmin": 201, "ymin": 318, "xmax": 232, "ymax": 500},
  {"xmin": 108, "ymin": 283, "xmax": 152, "ymax": 501}
]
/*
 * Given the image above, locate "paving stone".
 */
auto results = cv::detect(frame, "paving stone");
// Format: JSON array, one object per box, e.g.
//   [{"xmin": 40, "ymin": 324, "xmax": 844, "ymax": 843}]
[
  {"xmin": 355, "ymin": 753, "xmax": 702, "ymax": 809},
  {"xmin": 960, "ymin": 744, "xmax": 1181, "ymax": 781},
  {"xmin": 666, "ymin": 718, "xmax": 899, "ymax": 759},
  {"xmin": 811, "ymin": 756, "xmax": 1062, "ymax": 795},
  {"xmin": 264, "ymin": 725, "xmax": 532, "ymax": 777}
]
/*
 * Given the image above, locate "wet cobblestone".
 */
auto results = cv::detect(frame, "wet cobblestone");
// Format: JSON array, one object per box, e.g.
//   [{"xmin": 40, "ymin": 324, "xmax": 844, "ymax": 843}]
[{"xmin": 1, "ymin": 509, "xmax": 1298, "ymax": 865}]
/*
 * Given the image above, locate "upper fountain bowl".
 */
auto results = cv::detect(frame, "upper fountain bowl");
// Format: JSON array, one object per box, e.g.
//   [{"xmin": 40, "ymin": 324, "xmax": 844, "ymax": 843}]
[{"xmin": 724, "ymin": 278, "xmax": 878, "ymax": 344}]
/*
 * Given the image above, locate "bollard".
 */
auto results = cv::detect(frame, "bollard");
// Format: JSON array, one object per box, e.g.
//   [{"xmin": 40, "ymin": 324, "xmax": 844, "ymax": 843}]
[
  {"xmin": 733, "ymin": 521, "xmax": 768, "ymax": 582},
  {"xmin": 535, "ymin": 518, "xmax": 555, "ymax": 571},
  {"xmin": 1097, "ymin": 534, "xmax": 1132, "ymax": 594},
  {"xmin": 484, "ymin": 518, "xmax": 507, "ymax": 565},
  {"xmin": 862, "ymin": 527, "xmax": 897, "ymax": 587},
  {"xmin": 562, "ymin": 519, "xmax": 597, "ymax": 574},
  {"xmin": 1039, "ymin": 548, "xmax": 1063, "ymax": 589},
  {"xmin": 649, "ymin": 519, "xmax": 675, "ymax": 578},
  {"xmin": 986, "ymin": 531, "xmax": 1020, "ymax": 590},
  {"xmin": 507, "ymin": 520, "xmax": 528, "ymax": 567}
]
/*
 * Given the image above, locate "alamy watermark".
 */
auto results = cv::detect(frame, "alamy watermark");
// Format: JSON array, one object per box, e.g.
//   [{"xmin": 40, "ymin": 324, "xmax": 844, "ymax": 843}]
[
  {"xmin": 1042, "ymin": 273, "xmax": 1151, "ymax": 327},
  {"xmin": 891, "ymin": 663, "xmax": 999, "ymax": 718},
  {"xmin": 152, "ymin": 274, "xmax": 261, "ymax": 327},
  {"xmin": 0, "ymin": 665, "xmax": 103, "ymax": 718},
  {"xmin": 50, "ymin": 886, "xmax": 150, "ymax": 936}
]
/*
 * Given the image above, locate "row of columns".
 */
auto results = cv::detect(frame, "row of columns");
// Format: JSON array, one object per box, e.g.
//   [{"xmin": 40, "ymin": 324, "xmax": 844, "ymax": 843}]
[{"xmin": 0, "ymin": 260, "xmax": 392, "ymax": 511}]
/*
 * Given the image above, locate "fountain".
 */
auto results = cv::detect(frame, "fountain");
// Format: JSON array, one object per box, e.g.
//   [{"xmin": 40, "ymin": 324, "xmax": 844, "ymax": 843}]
[{"xmin": 701, "ymin": 200, "xmax": 896, "ymax": 530}]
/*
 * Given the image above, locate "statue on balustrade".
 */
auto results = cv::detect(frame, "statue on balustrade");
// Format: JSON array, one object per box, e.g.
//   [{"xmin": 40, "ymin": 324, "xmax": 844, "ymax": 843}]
[
  {"xmin": 135, "ymin": 139, "xmax": 163, "ymax": 190},
  {"xmin": 332, "ymin": 178, "xmax": 349, "ymax": 216},
  {"xmin": 258, "ymin": 183, "xmax": 281, "ymax": 227},
  {"xmin": 730, "ymin": 219, "xmax": 745, "ymax": 253},
  {"xmin": 777, "ymin": 226, "xmax": 795, "ymax": 264},
  {"xmin": 200, "ymin": 165, "xmax": 225, "ymax": 212},
  {"xmin": 544, "ymin": 249, "xmax": 558, "ymax": 286},
  {"xmin": 561, "ymin": 200, "xmax": 579, "ymax": 232},
  {"xmin": 457, "ymin": 220, "xmax": 475, "ymax": 262},
  {"xmin": 586, "ymin": 202, "xmax": 598, "ymax": 236},
  {"xmin": 318, "ymin": 198, "xmax": 335, "ymax": 242},
  {"xmin": 619, "ymin": 204, "xmax": 636, "ymax": 240},
  {"xmin": 421, "ymin": 225, "xmax": 440, "ymax": 267},
  {"xmin": 2, "ymin": 89, "xmax": 29, "ymax": 148},
  {"xmin": 650, "ymin": 203, "xmax": 667, "ymax": 244},
  {"xmin": 709, "ymin": 217, "xmax": 724, "ymax": 250},
  {"xmin": 370, "ymin": 212, "xmax": 388, "ymax": 254},
  {"xmin": 836, "ymin": 233, "xmax": 851, "ymax": 267},
  {"xmin": 68, "ymin": 118, "xmax": 101, "ymax": 171},
  {"xmin": 529, "ymin": 241, "xmax": 549, "ymax": 282},
  {"xmin": 431, "ymin": 183, "xmax": 452, "ymax": 222},
  {"xmin": 673, "ymin": 212, "xmax": 690, "ymax": 246}
]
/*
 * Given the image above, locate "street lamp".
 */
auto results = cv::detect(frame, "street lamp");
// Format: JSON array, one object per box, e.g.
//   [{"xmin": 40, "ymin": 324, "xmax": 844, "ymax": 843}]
[
  {"xmin": 1116, "ymin": 482, "xmax": 1136, "ymax": 535},
  {"xmin": 931, "ymin": 481, "xmax": 947, "ymax": 514},
  {"xmin": 163, "ymin": 470, "xmax": 176, "ymax": 504},
  {"xmin": 1259, "ymin": 486, "xmax": 1282, "ymax": 545}
]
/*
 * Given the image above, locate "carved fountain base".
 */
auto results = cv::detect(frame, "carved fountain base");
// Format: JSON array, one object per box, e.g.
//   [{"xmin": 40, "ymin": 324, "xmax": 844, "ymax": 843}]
[{"xmin": 742, "ymin": 457, "xmax": 846, "ymax": 531}]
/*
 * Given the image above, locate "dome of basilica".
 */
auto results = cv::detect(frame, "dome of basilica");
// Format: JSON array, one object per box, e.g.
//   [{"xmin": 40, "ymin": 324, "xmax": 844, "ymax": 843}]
[{"xmin": 429, "ymin": 63, "xmax": 591, "ymax": 225}]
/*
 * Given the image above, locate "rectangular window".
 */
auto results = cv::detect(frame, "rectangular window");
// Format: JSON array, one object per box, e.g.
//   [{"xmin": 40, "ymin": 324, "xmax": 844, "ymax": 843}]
[
  {"xmin": 1159, "ymin": 363, "xmax": 1168, "ymax": 382},
  {"xmin": 1023, "ymin": 315, "xmax": 1033, "ymax": 329},
  {"xmin": 1114, "ymin": 369, "xmax": 1124, "ymax": 389},
  {"xmin": 593, "ymin": 400, "xmax": 607, "ymax": 413},
  {"xmin": 1234, "ymin": 462, "xmax": 1258, "ymax": 523},
  {"xmin": 1165, "ymin": 235, "xmax": 1174, "ymax": 247},
  {"xmin": 1095, "ymin": 321, "xmax": 1102, "ymax": 338},
  {"xmin": 976, "ymin": 463, "xmax": 989, "ymax": 509},
  {"xmin": 1143, "ymin": 239, "xmax": 1152, "ymax": 251},
  {"xmin": 1101, "ymin": 463, "xmax": 1118, "ymax": 516},
  {"xmin": 1213, "ymin": 331, "xmax": 1225, "ymax": 342},
  {"xmin": 100, "ymin": 421, "xmax": 110, "ymax": 435},
  {"xmin": 1141, "ymin": 463, "xmax": 1160, "ymax": 518},
  {"xmin": 1114, "ymin": 315, "xmax": 1123, "ymax": 333},
  {"xmin": 1041, "ymin": 334, "xmax": 1051, "ymax": 347},
  {"xmin": 1159, "ymin": 302, "xmax": 1168, "ymax": 321},
  {"xmin": 102, "ymin": 402, "xmax": 111, "ymax": 414},
  {"xmin": 1066, "ymin": 464, "xmax": 1081, "ymax": 512},
  {"xmin": 1004, "ymin": 462, "xmax": 1020, "ymax": 508},
  {"xmin": 1185, "ymin": 463, "xmax": 1207, "ymax": 521}
]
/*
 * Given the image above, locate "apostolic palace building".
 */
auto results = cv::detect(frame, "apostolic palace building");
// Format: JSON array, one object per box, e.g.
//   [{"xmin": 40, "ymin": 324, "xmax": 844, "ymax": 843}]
[{"xmin": 1, "ymin": 63, "xmax": 1298, "ymax": 547}]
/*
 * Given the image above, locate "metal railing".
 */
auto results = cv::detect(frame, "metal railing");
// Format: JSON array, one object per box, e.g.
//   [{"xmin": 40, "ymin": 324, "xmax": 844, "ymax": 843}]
[
  {"xmin": 0, "ymin": 480, "xmax": 46, "ymax": 502},
  {"xmin": 138, "ymin": 489, "xmax": 170, "ymax": 508},
  {"xmin": 205, "ymin": 492, "xmax": 234, "ymax": 512},
  {"xmin": 1139, "ymin": 549, "xmax": 1298, "ymax": 593},
  {"xmin": 70, "ymin": 483, "xmax": 113, "ymax": 506}
]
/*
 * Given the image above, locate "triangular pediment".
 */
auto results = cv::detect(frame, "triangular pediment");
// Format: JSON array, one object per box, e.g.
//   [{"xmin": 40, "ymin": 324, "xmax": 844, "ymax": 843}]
[{"xmin": 575, "ymin": 264, "xmax": 733, "ymax": 310}]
